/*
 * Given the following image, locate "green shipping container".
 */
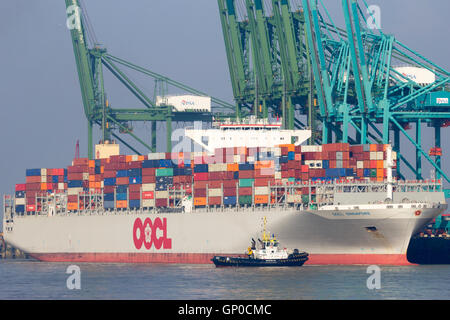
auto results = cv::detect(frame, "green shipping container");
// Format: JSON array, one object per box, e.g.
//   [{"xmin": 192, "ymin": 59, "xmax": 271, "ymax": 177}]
[
  {"xmin": 156, "ymin": 168, "xmax": 174, "ymax": 177},
  {"xmin": 370, "ymin": 169, "xmax": 377, "ymax": 177},
  {"xmin": 302, "ymin": 195, "xmax": 310, "ymax": 204},
  {"xmin": 239, "ymin": 179, "xmax": 254, "ymax": 188},
  {"xmin": 239, "ymin": 195, "xmax": 253, "ymax": 205}
]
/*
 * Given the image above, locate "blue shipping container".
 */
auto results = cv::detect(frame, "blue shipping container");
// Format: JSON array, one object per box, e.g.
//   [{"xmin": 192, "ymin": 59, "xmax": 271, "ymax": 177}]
[
  {"xmin": 129, "ymin": 200, "xmax": 140, "ymax": 208},
  {"xmin": 116, "ymin": 185, "xmax": 128, "ymax": 193},
  {"xmin": 104, "ymin": 193, "xmax": 114, "ymax": 201},
  {"xmin": 68, "ymin": 180, "xmax": 83, "ymax": 188},
  {"xmin": 104, "ymin": 201, "xmax": 115, "ymax": 209},
  {"xmin": 116, "ymin": 170, "xmax": 128, "ymax": 178},
  {"xmin": 15, "ymin": 191, "xmax": 25, "ymax": 198},
  {"xmin": 129, "ymin": 176, "xmax": 142, "ymax": 185},
  {"xmin": 239, "ymin": 163, "xmax": 254, "ymax": 171},
  {"xmin": 26, "ymin": 169, "xmax": 41, "ymax": 176},
  {"xmin": 288, "ymin": 152, "xmax": 295, "ymax": 161},
  {"xmin": 194, "ymin": 164, "xmax": 209, "ymax": 173},
  {"xmin": 15, "ymin": 205, "xmax": 25, "ymax": 213},
  {"xmin": 116, "ymin": 193, "xmax": 127, "ymax": 201},
  {"xmin": 322, "ymin": 160, "xmax": 329, "ymax": 169},
  {"xmin": 104, "ymin": 178, "xmax": 116, "ymax": 186},
  {"xmin": 142, "ymin": 160, "xmax": 159, "ymax": 168},
  {"xmin": 128, "ymin": 168, "xmax": 142, "ymax": 177},
  {"xmin": 159, "ymin": 159, "xmax": 173, "ymax": 168},
  {"xmin": 224, "ymin": 196, "xmax": 237, "ymax": 205}
]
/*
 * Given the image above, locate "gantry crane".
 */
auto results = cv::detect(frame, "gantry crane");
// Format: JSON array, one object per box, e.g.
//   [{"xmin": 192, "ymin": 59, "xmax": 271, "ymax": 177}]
[{"xmin": 65, "ymin": 0, "xmax": 235, "ymax": 158}]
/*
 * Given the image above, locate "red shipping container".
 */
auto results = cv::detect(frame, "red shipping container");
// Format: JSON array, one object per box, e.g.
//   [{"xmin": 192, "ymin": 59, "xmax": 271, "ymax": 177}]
[
  {"xmin": 103, "ymin": 170, "xmax": 116, "ymax": 178},
  {"xmin": 129, "ymin": 192, "xmax": 140, "ymax": 200},
  {"xmin": 129, "ymin": 184, "xmax": 141, "ymax": 193},
  {"xmin": 142, "ymin": 168, "xmax": 156, "ymax": 176},
  {"xmin": 142, "ymin": 176, "xmax": 156, "ymax": 183},
  {"xmin": 73, "ymin": 158, "xmax": 89, "ymax": 166},
  {"xmin": 301, "ymin": 165, "xmax": 309, "ymax": 173},
  {"xmin": 104, "ymin": 186, "xmax": 115, "ymax": 193},
  {"xmin": 370, "ymin": 160, "xmax": 377, "ymax": 169},
  {"xmin": 357, "ymin": 169, "xmax": 364, "ymax": 177},
  {"xmin": 155, "ymin": 198, "xmax": 168, "ymax": 207},
  {"xmin": 208, "ymin": 172, "xmax": 224, "ymax": 180},
  {"xmin": 223, "ymin": 188, "xmax": 236, "ymax": 196},
  {"xmin": 194, "ymin": 188, "xmax": 207, "ymax": 197},
  {"xmin": 301, "ymin": 173, "xmax": 309, "ymax": 180},
  {"xmin": 208, "ymin": 197, "xmax": 222, "ymax": 206},
  {"xmin": 26, "ymin": 176, "xmax": 41, "ymax": 184},
  {"xmin": 255, "ymin": 168, "xmax": 275, "ymax": 178},
  {"xmin": 26, "ymin": 205, "xmax": 36, "ymax": 212},
  {"xmin": 142, "ymin": 191, "xmax": 154, "ymax": 199},
  {"xmin": 67, "ymin": 195, "xmax": 78, "ymax": 202},
  {"xmin": 208, "ymin": 181, "xmax": 223, "ymax": 189},
  {"xmin": 128, "ymin": 161, "xmax": 142, "ymax": 169},
  {"xmin": 239, "ymin": 170, "xmax": 254, "ymax": 179},
  {"xmin": 238, "ymin": 187, "xmax": 252, "ymax": 196},
  {"xmin": 194, "ymin": 181, "xmax": 208, "ymax": 189},
  {"xmin": 26, "ymin": 197, "xmax": 36, "ymax": 205},
  {"xmin": 223, "ymin": 180, "xmax": 238, "ymax": 188},
  {"xmin": 26, "ymin": 183, "xmax": 41, "ymax": 191},
  {"xmin": 194, "ymin": 172, "xmax": 208, "ymax": 181},
  {"xmin": 15, "ymin": 184, "xmax": 26, "ymax": 191},
  {"xmin": 288, "ymin": 169, "xmax": 296, "ymax": 177},
  {"xmin": 116, "ymin": 177, "xmax": 129, "ymax": 185},
  {"xmin": 281, "ymin": 170, "xmax": 289, "ymax": 178},
  {"xmin": 67, "ymin": 173, "xmax": 83, "ymax": 180}
]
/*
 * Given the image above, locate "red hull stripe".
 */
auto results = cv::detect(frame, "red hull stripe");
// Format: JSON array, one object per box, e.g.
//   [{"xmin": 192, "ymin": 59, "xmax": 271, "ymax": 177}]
[{"xmin": 29, "ymin": 252, "xmax": 413, "ymax": 266}]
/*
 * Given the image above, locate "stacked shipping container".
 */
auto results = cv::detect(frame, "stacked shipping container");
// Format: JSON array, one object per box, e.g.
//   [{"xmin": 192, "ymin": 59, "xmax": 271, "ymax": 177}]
[{"xmin": 14, "ymin": 143, "xmax": 397, "ymax": 213}]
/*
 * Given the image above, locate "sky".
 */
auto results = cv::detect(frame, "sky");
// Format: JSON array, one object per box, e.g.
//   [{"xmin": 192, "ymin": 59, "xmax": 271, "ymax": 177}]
[{"xmin": 0, "ymin": 0, "xmax": 449, "ymax": 227}]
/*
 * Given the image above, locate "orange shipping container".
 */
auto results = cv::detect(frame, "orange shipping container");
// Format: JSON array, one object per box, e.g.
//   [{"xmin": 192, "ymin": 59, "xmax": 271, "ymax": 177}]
[
  {"xmin": 40, "ymin": 183, "xmax": 47, "ymax": 190},
  {"xmin": 126, "ymin": 155, "xmax": 133, "ymax": 162},
  {"xmin": 255, "ymin": 195, "xmax": 269, "ymax": 204},
  {"xmin": 370, "ymin": 144, "xmax": 377, "ymax": 152},
  {"xmin": 227, "ymin": 163, "xmax": 239, "ymax": 171},
  {"xmin": 255, "ymin": 160, "xmax": 274, "ymax": 169},
  {"xmin": 376, "ymin": 160, "xmax": 384, "ymax": 169},
  {"xmin": 67, "ymin": 202, "xmax": 78, "ymax": 210},
  {"xmin": 194, "ymin": 197, "xmax": 207, "ymax": 206},
  {"xmin": 377, "ymin": 168, "xmax": 384, "ymax": 177},
  {"xmin": 116, "ymin": 200, "xmax": 127, "ymax": 208},
  {"xmin": 89, "ymin": 160, "xmax": 95, "ymax": 168},
  {"xmin": 89, "ymin": 175, "xmax": 96, "ymax": 182}
]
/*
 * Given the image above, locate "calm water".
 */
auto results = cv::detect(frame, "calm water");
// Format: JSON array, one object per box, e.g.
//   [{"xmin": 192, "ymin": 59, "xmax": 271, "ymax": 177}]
[{"xmin": 0, "ymin": 260, "xmax": 449, "ymax": 300}]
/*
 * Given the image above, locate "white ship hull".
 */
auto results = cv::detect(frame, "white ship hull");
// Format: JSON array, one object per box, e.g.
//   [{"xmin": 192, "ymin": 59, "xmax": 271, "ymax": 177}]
[{"xmin": 3, "ymin": 203, "xmax": 446, "ymax": 265}]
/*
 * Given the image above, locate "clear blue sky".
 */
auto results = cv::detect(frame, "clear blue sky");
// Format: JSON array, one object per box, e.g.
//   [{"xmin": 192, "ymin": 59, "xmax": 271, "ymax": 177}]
[{"xmin": 0, "ymin": 0, "xmax": 449, "ymax": 227}]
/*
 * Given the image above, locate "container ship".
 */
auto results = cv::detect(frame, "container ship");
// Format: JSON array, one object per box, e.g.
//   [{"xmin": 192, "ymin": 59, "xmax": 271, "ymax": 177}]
[{"xmin": 2, "ymin": 118, "xmax": 447, "ymax": 265}]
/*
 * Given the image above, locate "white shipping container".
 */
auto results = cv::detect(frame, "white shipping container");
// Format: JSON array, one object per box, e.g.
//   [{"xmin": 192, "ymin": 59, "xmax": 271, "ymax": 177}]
[
  {"xmin": 208, "ymin": 188, "xmax": 222, "ymax": 197},
  {"xmin": 275, "ymin": 172, "xmax": 282, "ymax": 180},
  {"xmin": 41, "ymin": 176, "xmax": 47, "ymax": 183},
  {"xmin": 82, "ymin": 173, "xmax": 89, "ymax": 181},
  {"xmin": 255, "ymin": 187, "xmax": 269, "ymax": 195},
  {"xmin": 58, "ymin": 183, "xmax": 65, "ymax": 190},
  {"xmin": 142, "ymin": 199, "xmax": 155, "ymax": 207},
  {"xmin": 15, "ymin": 198, "xmax": 25, "ymax": 205},
  {"xmin": 377, "ymin": 152, "xmax": 384, "ymax": 160},
  {"xmin": 274, "ymin": 148, "xmax": 282, "ymax": 157},
  {"xmin": 151, "ymin": 152, "xmax": 166, "ymax": 160},
  {"xmin": 357, "ymin": 161, "xmax": 364, "ymax": 169},
  {"xmin": 155, "ymin": 191, "xmax": 169, "ymax": 199},
  {"xmin": 68, "ymin": 188, "xmax": 83, "ymax": 195},
  {"xmin": 41, "ymin": 168, "xmax": 47, "ymax": 176},
  {"xmin": 131, "ymin": 155, "xmax": 139, "ymax": 161},
  {"xmin": 370, "ymin": 152, "xmax": 377, "ymax": 160},
  {"xmin": 287, "ymin": 194, "xmax": 302, "ymax": 203},
  {"xmin": 156, "ymin": 95, "xmax": 211, "ymax": 112},
  {"xmin": 234, "ymin": 155, "xmax": 241, "ymax": 163},
  {"xmin": 142, "ymin": 183, "xmax": 156, "ymax": 191}
]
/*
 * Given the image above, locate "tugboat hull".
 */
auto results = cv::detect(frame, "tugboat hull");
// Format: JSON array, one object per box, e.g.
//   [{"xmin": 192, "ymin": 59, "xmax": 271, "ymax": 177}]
[{"xmin": 212, "ymin": 253, "xmax": 309, "ymax": 267}]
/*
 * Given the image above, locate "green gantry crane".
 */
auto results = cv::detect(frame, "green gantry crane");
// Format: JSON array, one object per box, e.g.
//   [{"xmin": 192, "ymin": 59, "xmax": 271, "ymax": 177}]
[{"xmin": 65, "ymin": 0, "xmax": 235, "ymax": 158}]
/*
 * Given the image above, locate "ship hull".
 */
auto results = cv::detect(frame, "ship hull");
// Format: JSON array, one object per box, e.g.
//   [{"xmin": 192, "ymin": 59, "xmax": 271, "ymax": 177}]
[{"xmin": 4, "ymin": 205, "xmax": 446, "ymax": 265}]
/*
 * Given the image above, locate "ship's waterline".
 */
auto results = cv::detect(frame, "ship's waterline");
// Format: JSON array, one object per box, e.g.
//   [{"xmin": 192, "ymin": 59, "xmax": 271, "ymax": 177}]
[{"xmin": 4, "ymin": 203, "xmax": 446, "ymax": 265}]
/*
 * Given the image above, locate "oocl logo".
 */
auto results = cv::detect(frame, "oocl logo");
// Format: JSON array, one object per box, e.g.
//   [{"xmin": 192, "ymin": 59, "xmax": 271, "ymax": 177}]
[{"xmin": 133, "ymin": 217, "xmax": 172, "ymax": 250}]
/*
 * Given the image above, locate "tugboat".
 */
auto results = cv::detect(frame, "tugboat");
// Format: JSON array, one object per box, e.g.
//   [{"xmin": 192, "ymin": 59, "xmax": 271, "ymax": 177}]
[{"xmin": 212, "ymin": 217, "xmax": 309, "ymax": 267}]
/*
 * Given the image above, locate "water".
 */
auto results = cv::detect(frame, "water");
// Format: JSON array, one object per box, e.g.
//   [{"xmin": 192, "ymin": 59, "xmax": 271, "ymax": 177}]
[{"xmin": 1, "ymin": 260, "xmax": 450, "ymax": 300}]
